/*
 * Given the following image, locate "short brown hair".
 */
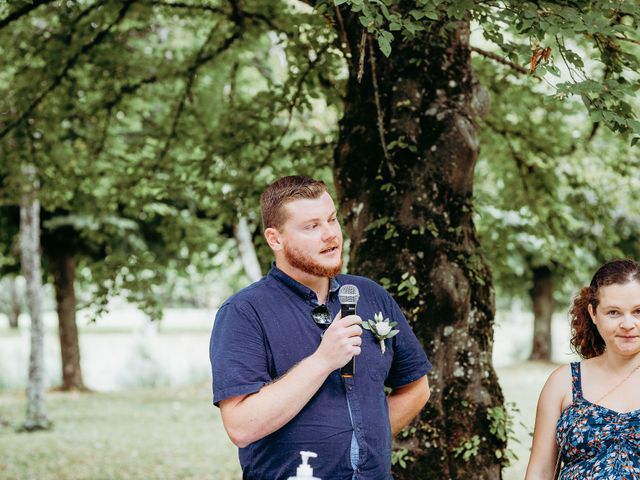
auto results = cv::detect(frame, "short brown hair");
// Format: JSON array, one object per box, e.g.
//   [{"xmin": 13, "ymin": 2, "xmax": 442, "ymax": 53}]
[
  {"xmin": 260, "ymin": 176, "xmax": 327, "ymax": 230},
  {"xmin": 570, "ymin": 259, "xmax": 640, "ymax": 358}
]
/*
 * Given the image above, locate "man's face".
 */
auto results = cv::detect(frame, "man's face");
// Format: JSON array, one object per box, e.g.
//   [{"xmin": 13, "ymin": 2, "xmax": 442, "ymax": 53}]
[{"xmin": 276, "ymin": 191, "xmax": 343, "ymax": 278}]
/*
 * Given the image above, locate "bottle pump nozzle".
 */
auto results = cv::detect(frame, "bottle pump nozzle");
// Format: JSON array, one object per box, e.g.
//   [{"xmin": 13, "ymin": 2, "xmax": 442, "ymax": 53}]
[{"xmin": 288, "ymin": 451, "xmax": 321, "ymax": 480}]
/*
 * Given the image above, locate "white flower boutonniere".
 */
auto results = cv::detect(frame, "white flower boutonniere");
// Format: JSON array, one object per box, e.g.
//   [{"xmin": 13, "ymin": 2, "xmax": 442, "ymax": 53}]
[{"xmin": 362, "ymin": 312, "xmax": 399, "ymax": 354}]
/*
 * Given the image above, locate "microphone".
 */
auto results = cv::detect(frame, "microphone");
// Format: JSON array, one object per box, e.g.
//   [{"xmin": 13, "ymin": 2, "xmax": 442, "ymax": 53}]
[{"xmin": 338, "ymin": 284, "xmax": 360, "ymax": 378}]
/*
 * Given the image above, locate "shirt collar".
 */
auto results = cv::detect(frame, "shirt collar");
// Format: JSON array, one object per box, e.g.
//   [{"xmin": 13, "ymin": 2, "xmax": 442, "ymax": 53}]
[{"xmin": 268, "ymin": 262, "xmax": 341, "ymax": 304}]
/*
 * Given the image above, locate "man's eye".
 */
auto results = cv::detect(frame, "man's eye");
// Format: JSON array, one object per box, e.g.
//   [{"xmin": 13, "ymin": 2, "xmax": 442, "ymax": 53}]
[
  {"xmin": 306, "ymin": 224, "xmax": 318, "ymax": 229},
  {"xmin": 329, "ymin": 217, "xmax": 337, "ymax": 223}
]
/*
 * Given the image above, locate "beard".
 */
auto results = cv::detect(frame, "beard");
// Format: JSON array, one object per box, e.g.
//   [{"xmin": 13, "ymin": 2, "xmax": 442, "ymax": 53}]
[{"xmin": 283, "ymin": 242, "xmax": 343, "ymax": 278}]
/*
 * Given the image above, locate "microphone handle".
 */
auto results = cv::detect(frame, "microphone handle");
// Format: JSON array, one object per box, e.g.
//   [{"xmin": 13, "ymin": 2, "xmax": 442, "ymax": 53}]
[{"xmin": 340, "ymin": 303, "xmax": 356, "ymax": 378}]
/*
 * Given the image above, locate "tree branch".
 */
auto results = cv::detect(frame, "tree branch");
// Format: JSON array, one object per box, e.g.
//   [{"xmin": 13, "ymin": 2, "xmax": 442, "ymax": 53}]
[
  {"xmin": 470, "ymin": 46, "xmax": 538, "ymax": 78},
  {"xmin": 157, "ymin": 22, "xmax": 224, "ymax": 163},
  {"xmin": 0, "ymin": 1, "xmax": 137, "ymax": 141},
  {"xmin": 259, "ymin": 42, "xmax": 332, "ymax": 170},
  {"xmin": 0, "ymin": 0, "xmax": 56, "ymax": 30},
  {"xmin": 368, "ymin": 36, "xmax": 394, "ymax": 178},
  {"xmin": 615, "ymin": 34, "xmax": 640, "ymax": 46},
  {"xmin": 334, "ymin": 5, "xmax": 355, "ymax": 72}
]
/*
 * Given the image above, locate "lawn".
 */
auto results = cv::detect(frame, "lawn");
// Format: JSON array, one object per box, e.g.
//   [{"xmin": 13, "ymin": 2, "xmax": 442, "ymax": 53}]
[
  {"xmin": 0, "ymin": 362, "xmax": 556, "ymax": 480},
  {"xmin": 0, "ymin": 383, "xmax": 239, "ymax": 480}
]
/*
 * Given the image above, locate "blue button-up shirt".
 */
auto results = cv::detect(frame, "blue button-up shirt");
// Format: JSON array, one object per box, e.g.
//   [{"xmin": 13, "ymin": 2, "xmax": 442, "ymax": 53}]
[{"xmin": 210, "ymin": 265, "xmax": 432, "ymax": 480}]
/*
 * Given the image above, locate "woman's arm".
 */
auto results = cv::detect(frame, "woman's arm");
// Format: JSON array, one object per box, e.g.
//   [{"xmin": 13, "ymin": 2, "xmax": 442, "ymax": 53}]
[{"xmin": 524, "ymin": 365, "xmax": 571, "ymax": 480}]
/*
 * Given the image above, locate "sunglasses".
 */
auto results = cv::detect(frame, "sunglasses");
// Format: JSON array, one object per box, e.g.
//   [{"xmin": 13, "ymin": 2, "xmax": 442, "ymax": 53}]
[{"xmin": 312, "ymin": 305, "xmax": 332, "ymax": 329}]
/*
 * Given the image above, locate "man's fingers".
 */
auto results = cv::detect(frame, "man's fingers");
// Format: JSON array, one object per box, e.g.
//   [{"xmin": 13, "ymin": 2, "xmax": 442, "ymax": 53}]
[
  {"xmin": 339, "ymin": 314, "xmax": 362, "ymax": 326},
  {"xmin": 347, "ymin": 324, "xmax": 362, "ymax": 337}
]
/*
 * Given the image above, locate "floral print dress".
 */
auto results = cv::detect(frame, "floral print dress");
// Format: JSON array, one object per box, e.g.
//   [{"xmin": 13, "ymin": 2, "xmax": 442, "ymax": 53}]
[{"xmin": 556, "ymin": 362, "xmax": 640, "ymax": 479}]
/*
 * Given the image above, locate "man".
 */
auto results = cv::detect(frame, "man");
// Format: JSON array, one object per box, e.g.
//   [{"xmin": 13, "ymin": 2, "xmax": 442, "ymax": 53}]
[{"xmin": 210, "ymin": 175, "xmax": 431, "ymax": 479}]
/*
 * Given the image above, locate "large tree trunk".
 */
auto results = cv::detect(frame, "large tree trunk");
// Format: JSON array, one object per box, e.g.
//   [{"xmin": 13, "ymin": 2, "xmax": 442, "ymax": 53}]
[
  {"xmin": 528, "ymin": 266, "xmax": 554, "ymax": 361},
  {"xmin": 333, "ymin": 15, "xmax": 504, "ymax": 479},
  {"xmin": 19, "ymin": 165, "xmax": 51, "ymax": 431},
  {"xmin": 51, "ymin": 252, "xmax": 85, "ymax": 391}
]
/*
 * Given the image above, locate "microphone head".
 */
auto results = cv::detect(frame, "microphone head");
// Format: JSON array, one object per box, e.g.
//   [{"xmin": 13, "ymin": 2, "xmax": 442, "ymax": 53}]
[{"xmin": 338, "ymin": 284, "xmax": 360, "ymax": 305}]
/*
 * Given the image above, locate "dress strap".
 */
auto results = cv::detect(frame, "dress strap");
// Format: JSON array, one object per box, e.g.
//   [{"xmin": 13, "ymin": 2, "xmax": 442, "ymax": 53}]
[{"xmin": 570, "ymin": 361, "xmax": 583, "ymax": 402}]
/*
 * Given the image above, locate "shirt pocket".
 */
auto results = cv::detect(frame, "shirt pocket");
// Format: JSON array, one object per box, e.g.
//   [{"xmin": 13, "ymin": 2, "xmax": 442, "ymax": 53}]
[{"xmin": 365, "ymin": 338, "xmax": 393, "ymax": 382}]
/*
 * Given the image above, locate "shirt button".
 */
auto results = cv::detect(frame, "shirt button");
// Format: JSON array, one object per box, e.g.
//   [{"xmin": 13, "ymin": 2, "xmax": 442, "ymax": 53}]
[
  {"xmin": 347, "ymin": 385, "xmax": 353, "ymax": 391},
  {"xmin": 357, "ymin": 427, "xmax": 362, "ymax": 432}
]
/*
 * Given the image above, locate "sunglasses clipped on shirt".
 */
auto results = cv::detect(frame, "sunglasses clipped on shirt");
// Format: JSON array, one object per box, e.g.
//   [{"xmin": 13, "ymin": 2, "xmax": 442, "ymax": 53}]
[{"xmin": 312, "ymin": 304, "xmax": 332, "ymax": 330}]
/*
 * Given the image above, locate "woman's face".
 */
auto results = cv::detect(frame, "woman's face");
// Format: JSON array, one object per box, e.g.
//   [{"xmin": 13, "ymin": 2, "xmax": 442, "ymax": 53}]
[{"xmin": 589, "ymin": 281, "xmax": 640, "ymax": 357}]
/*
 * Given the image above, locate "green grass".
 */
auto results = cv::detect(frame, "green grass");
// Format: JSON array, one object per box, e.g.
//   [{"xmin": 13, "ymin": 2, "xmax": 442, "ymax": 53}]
[
  {"xmin": 0, "ymin": 383, "xmax": 240, "ymax": 480},
  {"xmin": 0, "ymin": 362, "xmax": 557, "ymax": 480}
]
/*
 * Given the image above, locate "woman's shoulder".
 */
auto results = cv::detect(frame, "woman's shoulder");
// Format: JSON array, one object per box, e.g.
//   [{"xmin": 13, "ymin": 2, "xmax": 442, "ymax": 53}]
[{"xmin": 539, "ymin": 364, "xmax": 573, "ymax": 411}]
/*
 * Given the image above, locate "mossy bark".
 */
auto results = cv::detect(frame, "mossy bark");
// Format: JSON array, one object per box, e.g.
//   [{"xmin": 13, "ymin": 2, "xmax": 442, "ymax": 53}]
[{"xmin": 333, "ymin": 14, "xmax": 505, "ymax": 479}]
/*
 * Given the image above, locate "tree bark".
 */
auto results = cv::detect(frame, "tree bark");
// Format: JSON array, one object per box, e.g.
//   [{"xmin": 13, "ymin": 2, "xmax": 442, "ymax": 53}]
[
  {"xmin": 8, "ymin": 277, "xmax": 21, "ymax": 329},
  {"xmin": 528, "ymin": 266, "xmax": 554, "ymax": 361},
  {"xmin": 19, "ymin": 165, "xmax": 51, "ymax": 431},
  {"xmin": 234, "ymin": 216, "xmax": 262, "ymax": 282},
  {"xmin": 51, "ymin": 252, "xmax": 85, "ymax": 390},
  {"xmin": 333, "ymin": 15, "xmax": 504, "ymax": 479}
]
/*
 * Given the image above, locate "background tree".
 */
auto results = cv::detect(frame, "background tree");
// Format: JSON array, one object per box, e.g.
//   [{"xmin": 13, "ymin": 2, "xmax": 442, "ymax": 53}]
[
  {"xmin": 19, "ymin": 163, "xmax": 52, "ymax": 431},
  {"xmin": 0, "ymin": 277, "xmax": 24, "ymax": 329},
  {"xmin": 474, "ymin": 58, "xmax": 640, "ymax": 361},
  {"xmin": 0, "ymin": 207, "xmax": 23, "ymax": 329}
]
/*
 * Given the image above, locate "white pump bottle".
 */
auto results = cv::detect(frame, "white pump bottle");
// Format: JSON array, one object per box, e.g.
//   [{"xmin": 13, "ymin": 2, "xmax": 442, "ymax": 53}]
[{"xmin": 287, "ymin": 451, "xmax": 321, "ymax": 480}]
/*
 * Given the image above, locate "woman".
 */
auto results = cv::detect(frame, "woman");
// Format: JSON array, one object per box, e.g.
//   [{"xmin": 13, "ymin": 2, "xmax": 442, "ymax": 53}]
[{"xmin": 525, "ymin": 259, "xmax": 640, "ymax": 479}]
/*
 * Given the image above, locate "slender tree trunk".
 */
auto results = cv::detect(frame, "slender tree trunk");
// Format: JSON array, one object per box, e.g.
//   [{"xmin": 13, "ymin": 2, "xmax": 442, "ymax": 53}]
[
  {"xmin": 19, "ymin": 165, "xmax": 51, "ymax": 431},
  {"xmin": 528, "ymin": 266, "xmax": 554, "ymax": 361},
  {"xmin": 233, "ymin": 216, "xmax": 262, "ymax": 282},
  {"xmin": 333, "ymin": 14, "xmax": 504, "ymax": 479},
  {"xmin": 51, "ymin": 252, "xmax": 85, "ymax": 390},
  {"xmin": 8, "ymin": 277, "xmax": 21, "ymax": 329}
]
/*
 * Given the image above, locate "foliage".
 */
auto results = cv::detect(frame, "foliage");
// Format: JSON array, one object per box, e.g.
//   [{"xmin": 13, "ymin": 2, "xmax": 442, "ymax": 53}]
[
  {"xmin": 391, "ymin": 447, "xmax": 413, "ymax": 469},
  {"xmin": 453, "ymin": 434, "xmax": 481, "ymax": 461},
  {"xmin": 474, "ymin": 55, "xmax": 640, "ymax": 302},
  {"xmin": 0, "ymin": 0, "xmax": 343, "ymax": 315},
  {"xmin": 332, "ymin": 0, "xmax": 639, "ymax": 143},
  {"xmin": 487, "ymin": 402, "xmax": 520, "ymax": 467}
]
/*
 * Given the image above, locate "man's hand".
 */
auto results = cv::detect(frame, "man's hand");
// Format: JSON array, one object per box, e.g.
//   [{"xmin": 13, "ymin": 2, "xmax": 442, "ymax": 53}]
[
  {"xmin": 315, "ymin": 312, "xmax": 362, "ymax": 371},
  {"xmin": 220, "ymin": 312, "xmax": 361, "ymax": 448}
]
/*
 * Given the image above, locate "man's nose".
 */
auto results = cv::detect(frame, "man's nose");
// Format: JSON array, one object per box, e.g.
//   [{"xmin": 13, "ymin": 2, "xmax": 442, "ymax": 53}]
[{"xmin": 321, "ymin": 222, "xmax": 337, "ymax": 240}]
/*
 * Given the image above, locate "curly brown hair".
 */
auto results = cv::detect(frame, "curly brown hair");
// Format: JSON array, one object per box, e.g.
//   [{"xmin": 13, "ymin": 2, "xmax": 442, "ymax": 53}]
[{"xmin": 570, "ymin": 259, "xmax": 640, "ymax": 358}]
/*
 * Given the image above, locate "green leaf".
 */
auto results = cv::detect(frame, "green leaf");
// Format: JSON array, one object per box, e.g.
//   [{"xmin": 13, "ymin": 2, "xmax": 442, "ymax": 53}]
[
  {"xmin": 380, "ymin": 30, "xmax": 394, "ymax": 42},
  {"xmin": 377, "ymin": 36, "xmax": 392, "ymax": 57},
  {"xmin": 424, "ymin": 10, "xmax": 439, "ymax": 20},
  {"xmin": 386, "ymin": 330, "xmax": 400, "ymax": 338}
]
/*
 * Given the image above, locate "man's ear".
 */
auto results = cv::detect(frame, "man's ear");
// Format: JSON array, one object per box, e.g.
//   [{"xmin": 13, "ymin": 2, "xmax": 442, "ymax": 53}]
[
  {"xmin": 264, "ymin": 227, "xmax": 283, "ymax": 252},
  {"xmin": 588, "ymin": 304, "xmax": 596, "ymax": 323}
]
